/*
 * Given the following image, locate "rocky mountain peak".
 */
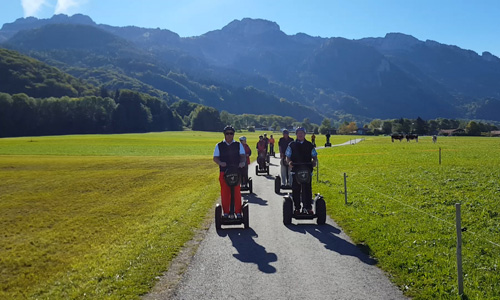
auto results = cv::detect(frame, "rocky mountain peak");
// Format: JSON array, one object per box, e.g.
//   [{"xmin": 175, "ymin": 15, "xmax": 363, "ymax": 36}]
[{"xmin": 219, "ymin": 18, "xmax": 282, "ymax": 36}]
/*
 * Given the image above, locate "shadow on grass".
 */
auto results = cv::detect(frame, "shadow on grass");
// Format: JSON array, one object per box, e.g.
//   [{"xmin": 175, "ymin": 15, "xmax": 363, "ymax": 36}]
[
  {"xmin": 286, "ymin": 223, "xmax": 377, "ymax": 265},
  {"xmin": 218, "ymin": 228, "xmax": 277, "ymax": 274}
]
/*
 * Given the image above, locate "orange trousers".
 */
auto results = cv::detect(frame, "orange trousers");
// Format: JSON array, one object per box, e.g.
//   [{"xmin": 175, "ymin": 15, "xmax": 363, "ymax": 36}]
[{"xmin": 219, "ymin": 172, "xmax": 242, "ymax": 214}]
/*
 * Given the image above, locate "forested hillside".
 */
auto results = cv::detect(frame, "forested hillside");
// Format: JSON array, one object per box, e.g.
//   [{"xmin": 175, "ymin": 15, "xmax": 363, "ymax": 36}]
[{"xmin": 2, "ymin": 14, "xmax": 500, "ymax": 138}]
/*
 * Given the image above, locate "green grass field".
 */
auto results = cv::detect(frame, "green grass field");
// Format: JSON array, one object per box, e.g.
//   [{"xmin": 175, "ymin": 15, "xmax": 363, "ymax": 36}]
[
  {"xmin": 2, "ymin": 132, "xmax": 498, "ymax": 299},
  {"xmin": 315, "ymin": 135, "xmax": 500, "ymax": 299},
  {"xmin": 0, "ymin": 130, "xmax": 316, "ymax": 299}
]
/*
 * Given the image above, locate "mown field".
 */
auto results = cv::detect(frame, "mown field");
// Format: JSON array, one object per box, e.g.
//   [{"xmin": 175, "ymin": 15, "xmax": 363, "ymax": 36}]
[
  {"xmin": 2, "ymin": 132, "xmax": 498, "ymax": 299},
  {"xmin": 0, "ymin": 130, "xmax": 338, "ymax": 299},
  {"xmin": 315, "ymin": 136, "xmax": 500, "ymax": 299}
]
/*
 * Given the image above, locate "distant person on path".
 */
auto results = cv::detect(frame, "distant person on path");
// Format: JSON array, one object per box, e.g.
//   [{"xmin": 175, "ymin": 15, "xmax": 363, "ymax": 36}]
[
  {"xmin": 286, "ymin": 127, "xmax": 318, "ymax": 215},
  {"xmin": 239, "ymin": 136, "xmax": 252, "ymax": 187},
  {"xmin": 325, "ymin": 131, "xmax": 331, "ymax": 144},
  {"xmin": 263, "ymin": 133, "xmax": 270, "ymax": 153},
  {"xmin": 213, "ymin": 126, "xmax": 246, "ymax": 218},
  {"xmin": 311, "ymin": 133, "xmax": 316, "ymax": 147},
  {"xmin": 256, "ymin": 135, "xmax": 267, "ymax": 169},
  {"xmin": 269, "ymin": 134, "xmax": 275, "ymax": 155},
  {"xmin": 278, "ymin": 129, "xmax": 294, "ymax": 187}
]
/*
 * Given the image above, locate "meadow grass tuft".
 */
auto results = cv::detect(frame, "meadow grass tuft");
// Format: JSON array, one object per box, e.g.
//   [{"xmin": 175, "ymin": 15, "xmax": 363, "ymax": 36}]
[{"xmin": 315, "ymin": 136, "xmax": 500, "ymax": 299}]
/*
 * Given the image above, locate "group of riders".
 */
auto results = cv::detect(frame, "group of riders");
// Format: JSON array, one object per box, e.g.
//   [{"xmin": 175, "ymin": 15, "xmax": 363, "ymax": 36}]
[{"xmin": 213, "ymin": 126, "xmax": 318, "ymax": 219}]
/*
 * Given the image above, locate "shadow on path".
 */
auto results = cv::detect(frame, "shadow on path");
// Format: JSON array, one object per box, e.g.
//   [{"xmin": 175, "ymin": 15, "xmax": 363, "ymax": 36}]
[
  {"xmin": 243, "ymin": 193, "xmax": 268, "ymax": 206},
  {"xmin": 286, "ymin": 223, "xmax": 377, "ymax": 265},
  {"xmin": 219, "ymin": 228, "xmax": 278, "ymax": 273}
]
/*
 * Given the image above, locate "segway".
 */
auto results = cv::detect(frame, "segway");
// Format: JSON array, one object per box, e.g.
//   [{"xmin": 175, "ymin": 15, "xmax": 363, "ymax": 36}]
[
  {"xmin": 240, "ymin": 174, "xmax": 253, "ymax": 194},
  {"xmin": 283, "ymin": 163, "xmax": 326, "ymax": 225},
  {"xmin": 215, "ymin": 166, "xmax": 249, "ymax": 230},
  {"xmin": 255, "ymin": 152, "xmax": 269, "ymax": 176},
  {"xmin": 275, "ymin": 157, "xmax": 292, "ymax": 194}
]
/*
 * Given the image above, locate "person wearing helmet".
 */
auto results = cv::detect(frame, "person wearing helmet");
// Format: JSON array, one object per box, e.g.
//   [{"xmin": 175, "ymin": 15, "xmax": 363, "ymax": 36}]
[
  {"xmin": 239, "ymin": 136, "xmax": 252, "ymax": 187},
  {"xmin": 285, "ymin": 127, "xmax": 318, "ymax": 215},
  {"xmin": 278, "ymin": 129, "xmax": 294, "ymax": 187},
  {"xmin": 213, "ymin": 126, "xmax": 246, "ymax": 218}
]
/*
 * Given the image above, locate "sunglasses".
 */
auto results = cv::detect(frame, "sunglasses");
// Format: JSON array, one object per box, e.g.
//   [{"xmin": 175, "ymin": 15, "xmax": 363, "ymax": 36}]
[{"xmin": 224, "ymin": 132, "xmax": 234, "ymax": 135}]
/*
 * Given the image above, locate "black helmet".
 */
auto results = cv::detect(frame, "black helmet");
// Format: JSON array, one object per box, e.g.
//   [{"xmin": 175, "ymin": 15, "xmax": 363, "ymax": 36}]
[{"xmin": 223, "ymin": 125, "xmax": 235, "ymax": 133}]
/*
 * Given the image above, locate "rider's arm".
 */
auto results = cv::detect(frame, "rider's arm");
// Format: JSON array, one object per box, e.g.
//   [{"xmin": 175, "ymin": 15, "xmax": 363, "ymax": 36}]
[
  {"xmin": 213, "ymin": 156, "xmax": 226, "ymax": 167},
  {"xmin": 311, "ymin": 147, "xmax": 318, "ymax": 167},
  {"xmin": 285, "ymin": 145, "xmax": 292, "ymax": 166}
]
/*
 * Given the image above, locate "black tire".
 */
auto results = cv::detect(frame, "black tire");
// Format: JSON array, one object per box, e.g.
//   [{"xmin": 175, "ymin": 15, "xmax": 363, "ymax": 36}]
[
  {"xmin": 283, "ymin": 197, "xmax": 293, "ymax": 225},
  {"xmin": 249, "ymin": 179, "xmax": 253, "ymax": 194},
  {"xmin": 215, "ymin": 204, "xmax": 222, "ymax": 230},
  {"xmin": 274, "ymin": 176, "xmax": 281, "ymax": 194},
  {"xmin": 242, "ymin": 203, "xmax": 249, "ymax": 229},
  {"xmin": 315, "ymin": 196, "xmax": 326, "ymax": 225}
]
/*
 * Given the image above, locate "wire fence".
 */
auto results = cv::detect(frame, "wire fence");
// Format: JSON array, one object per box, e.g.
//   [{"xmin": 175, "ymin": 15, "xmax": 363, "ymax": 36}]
[{"xmin": 322, "ymin": 170, "xmax": 500, "ymax": 298}]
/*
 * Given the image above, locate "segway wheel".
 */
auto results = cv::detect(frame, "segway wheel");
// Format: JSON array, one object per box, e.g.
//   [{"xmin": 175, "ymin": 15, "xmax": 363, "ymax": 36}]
[
  {"xmin": 242, "ymin": 203, "xmax": 249, "ymax": 229},
  {"xmin": 274, "ymin": 176, "xmax": 281, "ymax": 194},
  {"xmin": 215, "ymin": 204, "xmax": 222, "ymax": 230},
  {"xmin": 283, "ymin": 197, "xmax": 293, "ymax": 225},
  {"xmin": 315, "ymin": 196, "xmax": 326, "ymax": 225},
  {"xmin": 249, "ymin": 179, "xmax": 253, "ymax": 194}
]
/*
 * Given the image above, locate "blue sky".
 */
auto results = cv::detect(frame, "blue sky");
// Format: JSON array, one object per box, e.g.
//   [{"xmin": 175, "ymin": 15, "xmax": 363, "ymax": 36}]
[{"xmin": 1, "ymin": 0, "xmax": 500, "ymax": 57}]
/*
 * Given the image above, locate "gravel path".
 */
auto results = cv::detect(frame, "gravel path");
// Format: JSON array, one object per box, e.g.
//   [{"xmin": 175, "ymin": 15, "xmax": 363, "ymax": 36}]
[{"xmin": 146, "ymin": 138, "xmax": 407, "ymax": 300}]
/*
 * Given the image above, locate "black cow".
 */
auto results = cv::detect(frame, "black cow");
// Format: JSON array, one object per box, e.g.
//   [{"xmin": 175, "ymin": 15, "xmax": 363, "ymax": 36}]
[
  {"xmin": 391, "ymin": 133, "xmax": 404, "ymax": 142},
  {"xmin": 406, "ymin": 134, "xmax": 418, "ymax": 142}
]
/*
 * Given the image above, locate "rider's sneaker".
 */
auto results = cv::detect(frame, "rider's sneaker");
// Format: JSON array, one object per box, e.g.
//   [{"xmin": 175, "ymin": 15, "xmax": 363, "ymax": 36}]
[
  {"xmin": 294, "ymin": 209, "xmax": 300, "ymax": 215},
  {"xmin": 223, "ymin": 213, "xmax": 229, "ymax": 218},
  {"xmin": 307, "ymin": 209, "xmax": 314, "ymax": 215},
  {"xmin": 236, "ymin": 213, "xmax": 242, "ymax": 219}
]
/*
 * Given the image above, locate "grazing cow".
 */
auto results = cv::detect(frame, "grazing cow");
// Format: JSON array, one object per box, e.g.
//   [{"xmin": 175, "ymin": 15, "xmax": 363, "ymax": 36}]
[
  {"xmin": 391, "ymin": 133, "xmax": 404, "ymax": 142},
  {"xmin": 406, "ymin": 134, "xmax": 418, "ymax": 142},
  {"xmin": 432, "ymin": 135, "xmax": 437, "ymax": 143}
]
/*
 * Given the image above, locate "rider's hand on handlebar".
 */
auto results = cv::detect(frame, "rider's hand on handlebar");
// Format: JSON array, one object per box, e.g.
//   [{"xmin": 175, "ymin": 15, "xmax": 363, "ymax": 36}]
[
  {"xmin": 219, "ymin": 162, "xmax": 227, "ymax": 167},
  {"xmin": 238, "ymin": 162, "xmax": 245, "ymax": 168}
]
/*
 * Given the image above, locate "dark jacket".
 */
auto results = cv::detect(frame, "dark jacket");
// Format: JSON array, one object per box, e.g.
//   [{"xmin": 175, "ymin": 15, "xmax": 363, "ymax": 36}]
[{"xmin": 217, "ymin": 141, "xmax": 241, "ymax": 172}]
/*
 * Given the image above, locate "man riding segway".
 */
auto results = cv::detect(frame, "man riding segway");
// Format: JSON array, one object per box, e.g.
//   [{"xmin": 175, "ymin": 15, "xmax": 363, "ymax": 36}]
[
  {"xmin": 285, "ymin": 127, "xmax": 318, "ymax": 215},
  {"xmin": 213, "ymin": 126, "xmax": 246, "ymax": 219}
]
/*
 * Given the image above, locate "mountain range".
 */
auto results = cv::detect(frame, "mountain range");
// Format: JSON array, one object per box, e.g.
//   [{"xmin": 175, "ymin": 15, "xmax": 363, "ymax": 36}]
[{"xmin": 2, "ymin": 14, "xmax": 500, "ymax": 123}]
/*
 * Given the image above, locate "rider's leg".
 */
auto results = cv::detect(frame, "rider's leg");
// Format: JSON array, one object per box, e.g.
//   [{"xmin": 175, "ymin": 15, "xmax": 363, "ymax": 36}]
[
  {"xmin": 280, "ymin": 159, "xmax": 287, "ymax": 186},
  {"xmin": 302, "ymin": 180, "xmax": 313, "ymax": 210},
  {"xmin": 291, "ymin": 173, "xmax": 301, "ymax": 211},
  {"xmin": 219, "ymin": 172, "xmax": 231, "ymax": 214}
]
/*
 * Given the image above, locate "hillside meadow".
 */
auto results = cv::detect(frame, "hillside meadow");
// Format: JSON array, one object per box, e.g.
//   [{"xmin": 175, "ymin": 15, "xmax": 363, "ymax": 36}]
[
  {"xmin": 315, "ymin": 135, "xmax": 500, "ymax": 299},
  {"xmin": 0, "ymin": 130, "xmax": 337, "ymax": 299}
]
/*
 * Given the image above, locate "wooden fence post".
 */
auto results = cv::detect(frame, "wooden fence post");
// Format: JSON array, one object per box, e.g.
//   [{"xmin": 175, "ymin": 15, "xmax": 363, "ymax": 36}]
[
  {"xmin": 344, "ymin": 173, "xmax": 348, "ymax": 205},
  {"xmin": 456, "ymin": 203, "xmax": 464, "ymax": 296}
]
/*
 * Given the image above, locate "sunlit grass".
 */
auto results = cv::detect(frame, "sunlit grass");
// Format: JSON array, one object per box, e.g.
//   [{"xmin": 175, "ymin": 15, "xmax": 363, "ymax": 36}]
[{"xmin": 315, "ymin": 135, "xmax": 500, "ymax": 299}]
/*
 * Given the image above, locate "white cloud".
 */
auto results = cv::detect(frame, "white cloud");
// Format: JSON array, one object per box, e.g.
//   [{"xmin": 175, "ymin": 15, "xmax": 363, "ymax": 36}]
[
  {"xmin": 54, "ymin": 0, "xmax": 87, "ymax": 14},
  {"xmin": 21, "ymin": 0, "xmax": 48, "ymax": 17}
]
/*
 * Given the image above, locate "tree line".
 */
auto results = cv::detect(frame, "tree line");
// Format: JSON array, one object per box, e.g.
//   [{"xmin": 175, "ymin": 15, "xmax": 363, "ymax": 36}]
[{"xmin": 0, "ymin": 90, "xmax": 183, "ymax": 137}]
